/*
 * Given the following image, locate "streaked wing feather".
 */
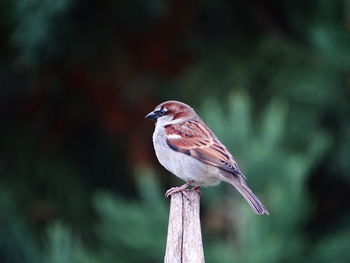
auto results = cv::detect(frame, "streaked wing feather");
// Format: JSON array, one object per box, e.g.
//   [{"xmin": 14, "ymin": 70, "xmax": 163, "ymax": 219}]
[{"xmin": 165, "ymin": 121, "xmax": 245, "ymax": 178}]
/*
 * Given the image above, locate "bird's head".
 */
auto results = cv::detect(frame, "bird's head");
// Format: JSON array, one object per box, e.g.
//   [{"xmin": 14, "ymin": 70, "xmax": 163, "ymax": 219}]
[{"xmin": 145, "ymin": 100, "xmax": 196, "ymax": 125}]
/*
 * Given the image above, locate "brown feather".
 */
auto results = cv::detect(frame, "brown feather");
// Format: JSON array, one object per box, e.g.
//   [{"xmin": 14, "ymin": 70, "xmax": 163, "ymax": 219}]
[
  {"xmin": 165, "ymin": 121, "xmax": 244, "ymax": 178},
  {"xmin": 226, "ymin": 173, "xmax": 269, "ymax": 215}
]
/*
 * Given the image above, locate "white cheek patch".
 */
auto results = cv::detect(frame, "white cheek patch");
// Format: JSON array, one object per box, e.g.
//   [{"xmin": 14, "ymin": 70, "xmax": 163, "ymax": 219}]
[
  {"xmin": 167, "ymin": 134, "xmax": 182, "ymax": 139},
  {"xmin": 156, "ymin": 115, "xmax": 173, "ymax": 127}
]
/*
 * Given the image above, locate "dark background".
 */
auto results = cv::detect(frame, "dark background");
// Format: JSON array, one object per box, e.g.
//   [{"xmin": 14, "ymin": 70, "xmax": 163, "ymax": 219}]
[{"xmin": 1, "ymin": 0, "xmax": 350, "ymax": 262}]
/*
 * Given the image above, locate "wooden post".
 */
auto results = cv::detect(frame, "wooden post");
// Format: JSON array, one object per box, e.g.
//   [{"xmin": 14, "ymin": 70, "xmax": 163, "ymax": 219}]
[{"xmin": 164, "ymin": 190, "xmax": 205, "ymax": 263}]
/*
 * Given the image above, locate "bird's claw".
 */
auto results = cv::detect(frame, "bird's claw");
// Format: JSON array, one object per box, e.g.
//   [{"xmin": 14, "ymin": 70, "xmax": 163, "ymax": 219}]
[
  {"xmin": 165, "ymin": 187, "xmax": 190, "ymax": 200},
  {"xmin": 191, "ymin": 186, "xmax": 201, "ymax": 194},
  {"xmin": 165, "ymin": 181, "xmax": 194, "ymax": 200}
]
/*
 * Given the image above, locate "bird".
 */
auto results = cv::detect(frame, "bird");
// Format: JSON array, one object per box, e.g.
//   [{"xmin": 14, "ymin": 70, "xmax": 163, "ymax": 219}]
[{"xmin": 145, "ymin": 100, "xmax": 269, "ymax": 215}]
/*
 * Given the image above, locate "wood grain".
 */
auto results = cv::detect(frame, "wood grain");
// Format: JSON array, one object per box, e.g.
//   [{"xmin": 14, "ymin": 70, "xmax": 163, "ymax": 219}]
[{"xmin": 164, "ymin": 190, "xmax": 205, "ymax": 263}]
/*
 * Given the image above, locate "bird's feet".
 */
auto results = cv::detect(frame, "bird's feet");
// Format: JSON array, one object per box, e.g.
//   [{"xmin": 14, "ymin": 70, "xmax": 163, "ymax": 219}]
[
  {"xmin": 191, "ymin": 186, "xmax": 201, "ymax": 194},
  {"xmin": 165, "ymin": 181, "xmax": 194, "ymax": 199}
]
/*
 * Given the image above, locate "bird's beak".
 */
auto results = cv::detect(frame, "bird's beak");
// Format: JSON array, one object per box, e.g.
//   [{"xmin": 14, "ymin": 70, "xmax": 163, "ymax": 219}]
[{"xmin": 145, "ymin": 111, "xmax": 158, "ymax": 121}]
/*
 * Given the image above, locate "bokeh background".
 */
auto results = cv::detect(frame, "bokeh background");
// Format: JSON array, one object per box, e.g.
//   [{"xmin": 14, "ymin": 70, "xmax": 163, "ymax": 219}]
[{"xmin": 1, "ymin": 0, "xmax": 350, "ymax": 262}]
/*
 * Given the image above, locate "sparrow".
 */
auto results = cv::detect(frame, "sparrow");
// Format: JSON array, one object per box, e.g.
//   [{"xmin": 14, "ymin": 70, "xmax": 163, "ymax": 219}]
[{"xmin": 145, "ymin": 100, "xmax": 269, "ymax": 215}]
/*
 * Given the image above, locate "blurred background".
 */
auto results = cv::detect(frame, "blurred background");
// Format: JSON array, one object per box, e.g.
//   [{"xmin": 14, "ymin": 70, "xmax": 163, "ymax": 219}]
[{"xmin": 1, "ymin": 0, "xmax": 350, "ymax": 262}]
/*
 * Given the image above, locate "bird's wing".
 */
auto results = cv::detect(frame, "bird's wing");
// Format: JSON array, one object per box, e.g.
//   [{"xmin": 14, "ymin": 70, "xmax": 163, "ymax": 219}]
[{"xmin": 165, "ymin": 120, "xmax": 245, "ymax": 178}]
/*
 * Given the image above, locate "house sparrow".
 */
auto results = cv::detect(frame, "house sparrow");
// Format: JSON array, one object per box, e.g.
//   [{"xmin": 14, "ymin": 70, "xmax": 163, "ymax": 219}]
[{"xmin": 146, "ymin": 101, "xmax": 269, "ymax": 215}]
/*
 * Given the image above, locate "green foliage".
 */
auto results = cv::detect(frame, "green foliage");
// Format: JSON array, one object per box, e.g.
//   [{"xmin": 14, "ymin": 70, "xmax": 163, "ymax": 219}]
[
  {"xmin": 41, "ymin": 172, "xmax": 167, "ymax": 263},
  {"xmin": 308, "ymin": 217, "xmax": 350, "ymax": 263},
  {"xmin": 45, "ymin": 223, "xmax": 74, "ymax": 263},
  {"xmin": 93, "ymin": 170, "xmax": 167, "ymax": 263},
  {"xmin": 0, "ymin": 188, "xmax": 41, "ymax": 263},
  {"xmin": 0, "ymin": 174, "xmax": 167, "ymax": 263},
  {"xmin": 9, "ymin": 0, "xmax": 76, "ymax": 66},
  {"xmin": 200, "ymin": 93, "xmax": 329, "ymax": 263}
]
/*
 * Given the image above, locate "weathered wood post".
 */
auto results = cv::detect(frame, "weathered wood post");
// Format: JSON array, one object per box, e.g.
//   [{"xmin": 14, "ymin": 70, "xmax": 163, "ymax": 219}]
[{"xmin": 164, "ymin": 190, "xmax": 205, "ymax": 263}]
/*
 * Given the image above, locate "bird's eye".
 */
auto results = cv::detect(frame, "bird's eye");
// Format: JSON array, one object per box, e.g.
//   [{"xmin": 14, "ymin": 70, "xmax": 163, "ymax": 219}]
[{"xmin": 157, "ymin": 109, "xmax": 167, "ymax": 116}]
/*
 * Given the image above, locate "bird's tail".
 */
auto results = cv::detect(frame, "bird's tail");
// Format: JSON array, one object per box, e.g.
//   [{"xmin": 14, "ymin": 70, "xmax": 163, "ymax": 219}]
[{"xmin": 229, "ymin": 176, "xmax": 269, "ymax": 215}]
